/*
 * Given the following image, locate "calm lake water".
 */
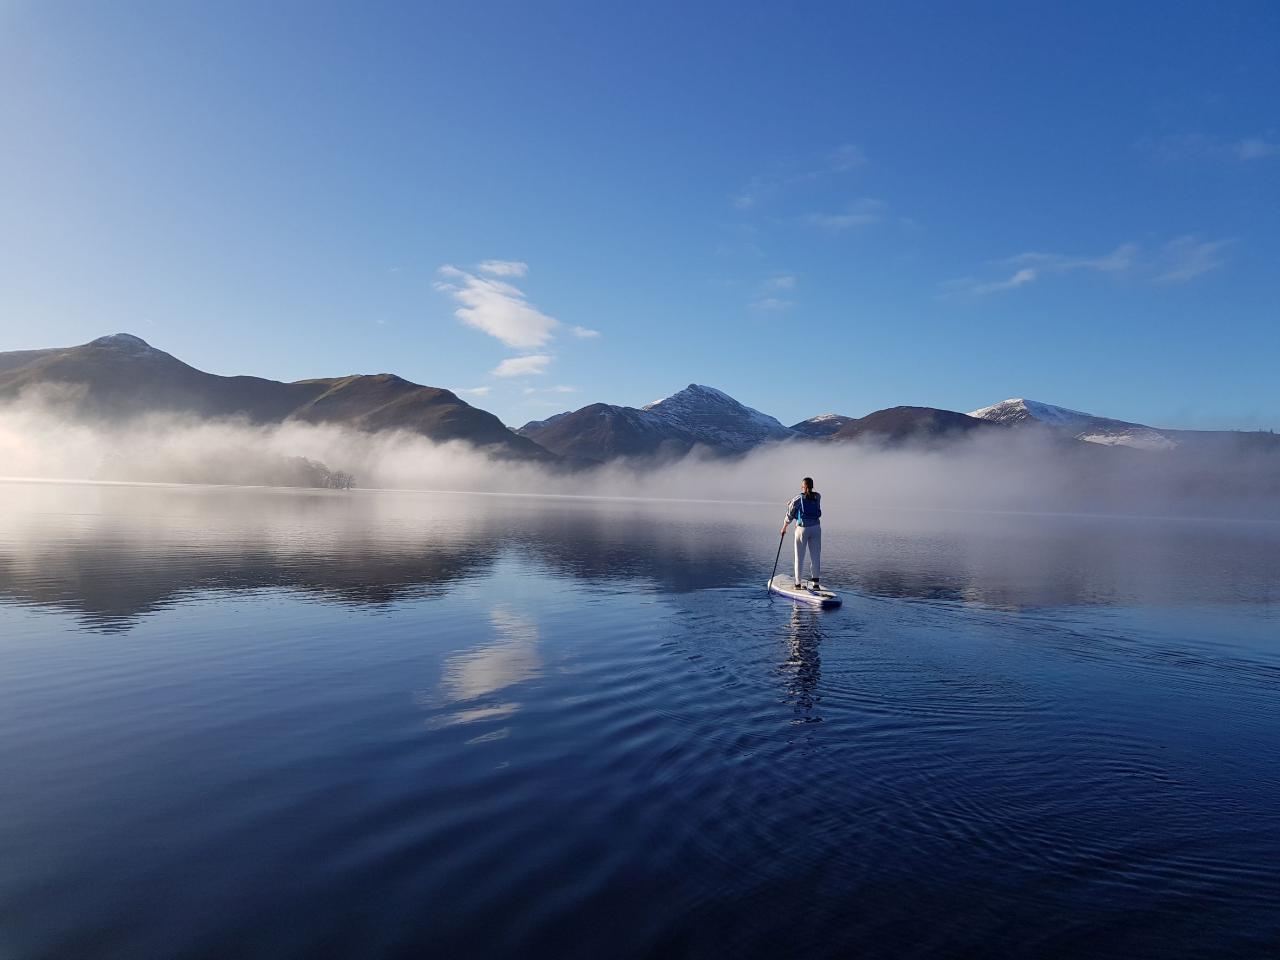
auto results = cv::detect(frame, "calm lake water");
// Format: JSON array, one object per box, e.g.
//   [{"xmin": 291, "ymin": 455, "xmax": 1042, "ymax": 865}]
[{"xmin": 1, "ymin": 480, "xmax": 1278, "ymax": 959}]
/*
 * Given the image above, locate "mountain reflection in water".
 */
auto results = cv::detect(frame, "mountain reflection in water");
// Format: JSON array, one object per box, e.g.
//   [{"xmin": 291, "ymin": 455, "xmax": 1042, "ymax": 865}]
[
  {"xmin": 1, "ymin": 480, "xmax": 1278, "ymax": 960},
  {"xmin": 1, "ymin": 481, "xmax": 1276, "ymax": 631}
]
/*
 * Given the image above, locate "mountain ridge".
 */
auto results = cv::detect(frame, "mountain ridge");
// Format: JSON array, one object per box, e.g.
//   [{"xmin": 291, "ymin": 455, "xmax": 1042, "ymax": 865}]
[
  {"xmin": 641, "ymin": 383, "xmax": 795, "ymax": 449},
  {"xmin": 790, "ymin": 413, "xmax": 855, "ymax": 438},
  {"xmin": 969, "ymin": 398, "xmax": 1179, "ymax": 450},
  {"xmin": 519, "ymin": 383, "xmax": 795, "ymax": 461},
  {"xmin": 1, "ymin": 335, "xmax": 1274, "ymax": 465},
  {"xmin": 0, "ymin": 334, "xmax": 554, "ymax": 460},
  {"xmin": 829, "ymin": 406, "xmax": 1001, "ymax": 444}
]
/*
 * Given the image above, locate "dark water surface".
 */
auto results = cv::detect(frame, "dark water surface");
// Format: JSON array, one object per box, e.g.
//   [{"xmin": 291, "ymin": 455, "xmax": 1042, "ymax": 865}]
[{"xmin": 1, "ymin": 480, "xmax": 1278, "ymax": 959}]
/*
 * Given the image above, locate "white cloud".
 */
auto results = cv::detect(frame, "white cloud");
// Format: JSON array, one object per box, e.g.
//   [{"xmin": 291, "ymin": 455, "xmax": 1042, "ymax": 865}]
[
  {"xmin": 943, "ymin": 268, "xmax": 1038, "ymax": 297},
  {"xmin": 456, "ymin": 386, "xmax": 491, "ymax": 398},
  {"xmin": 944, "ymin": 238, "xmax": 1229, "ymax": 297},
  {"xmin": 805, "ymin": 198, "xmax": 886, "ymax": 231},
  {"xmin": 750, "ymin": 274, "xmax": 799, "ymax": 310},
  {"xmin": 976, "ymin": 268, "xmax": 1038, "ymax": 295},
  {"xmin": 492, "ymin": 355, "xmax": 552, "ymax": 378},
  {"xmin": 1004, "ymin": 243, "xmax": 1138, "ymax": 275},
  {"xmin": 477, "ymin": 260, "xmax": 529, "ymax": 277},
  {"xmin": 943, "ymin": 243, "xmax": 1133, "ymax": 298},
  {"xmin": 435, "ymin": 261, "xmax": 600, "ymax": 349},
  {"xmin": 523, "ymin": 385, "xmax": 579, "ymax": 395},
  {"xmin": 1154, "ymin": 236, "xmax": 1232, "ymax": 283},
  {"xmin": 751, "ymin": 297, "xmax": 795, "ymax": 311},
  {"xmin": 435, "ymin": 265, "xmax": 559, "ymax": 349}
]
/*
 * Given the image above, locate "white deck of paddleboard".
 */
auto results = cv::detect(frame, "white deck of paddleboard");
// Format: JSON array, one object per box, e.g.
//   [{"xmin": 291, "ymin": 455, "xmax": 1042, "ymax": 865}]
[{"xmin": 769, "ymin": 574, "xmax": 842, "ymax": 607}]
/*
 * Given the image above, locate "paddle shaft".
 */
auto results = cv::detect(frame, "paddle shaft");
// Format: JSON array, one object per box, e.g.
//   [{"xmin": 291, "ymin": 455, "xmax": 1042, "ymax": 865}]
[{"xmin": 769, "ymin": 528, "xmax": 786, "ymax": 588}]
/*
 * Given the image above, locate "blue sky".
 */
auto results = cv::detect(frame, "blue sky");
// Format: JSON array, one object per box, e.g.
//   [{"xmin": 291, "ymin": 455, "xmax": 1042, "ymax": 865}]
[{"xmin": 1, "ymin": 1, "xmax": 1277, "ymax": 430}]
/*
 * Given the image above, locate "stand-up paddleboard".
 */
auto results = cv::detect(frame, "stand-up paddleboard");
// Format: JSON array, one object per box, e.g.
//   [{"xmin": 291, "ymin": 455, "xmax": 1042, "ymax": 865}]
[{"xmin": 769, "ymin": 574, "xmax": 842, "ymax": 608}]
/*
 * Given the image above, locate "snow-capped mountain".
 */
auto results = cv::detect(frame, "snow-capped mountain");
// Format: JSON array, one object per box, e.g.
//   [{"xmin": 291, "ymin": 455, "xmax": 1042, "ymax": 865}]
[
  {"xmin": 968, "ymin": 398, "xmax": 1178, "ymax": 451},
  {"xmin": 518, "ymin": 383, "xmax": 795, "ymax": 460},
  {"xmin": 642, "ymin": 384, "xmax": 794, "ymax": 450},
  {"xmin": 790, "ymin": 413, "xmax": 855, "ymax": 438}
]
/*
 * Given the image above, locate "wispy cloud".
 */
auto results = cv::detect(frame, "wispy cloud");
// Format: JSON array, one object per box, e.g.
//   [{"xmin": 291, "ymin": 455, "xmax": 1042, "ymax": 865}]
[
  {"xmin": 750, "ymin": 273, "xmax": 798, "ymax": 310},
  {"xmin": 943, "ymin": 238, "xmax": 1227, "ymax": 297},
  {"xmin": 967, "ymin": 268, "xmax": 1038, "ymax": 296},
  {"xmin": 751, "ymin": 296, "xmax": 795, "ymax": 311},
  {"xmin": 1235, "ymin": 137, "xmax": 1280, "ymax": 160},
  {"xmin": 477, "ymin": 260, "xmax": 529, "ymax": 277},
  {"xmin": 1003, "ymin": 243, "xmax": 1139, "ymax": 275},
  {"xmin": 1154, "ymin": 236, "xmax": 1233, "ymax": 283},
  {"xmin": 827, "ymin": 143, "xmax": 867, "ymax": 172},
  {"xmin": 435, "ymin": 261, "xmax": 602, "ymax": 351},
  {"xmin": 1145, "ymin": 132, "xmax": 1280, "ymax": 162},
  {"xmin": 523, "ymin": 385, "xmax": 579, "ymax": 395},
  {"xmin": 456, "ymin": 386, "xmax": 492, "ymax": 398},
  {"xmin": 435, "ymin": 265, "xmax": 559, "ymax": 349},
  {"xmin": 731, "ymin": 143, "xmax": 869, "ymax": 210},
  {"xmin": 747, "ymin": 272, "xmax": 798, "ymax": 309},
  {"xmin": 492, "ymin": 355, "xmax": 552, "ymax": 378},
  {"xmin": 804, "ymin": 198, "xmax": 886, "ymax": 231}
]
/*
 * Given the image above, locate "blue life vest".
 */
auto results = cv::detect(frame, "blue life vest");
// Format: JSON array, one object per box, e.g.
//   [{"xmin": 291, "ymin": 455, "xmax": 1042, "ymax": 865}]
[{"xmin": 797, "ymin": 493, "xmax": 821, "ymax": 526}]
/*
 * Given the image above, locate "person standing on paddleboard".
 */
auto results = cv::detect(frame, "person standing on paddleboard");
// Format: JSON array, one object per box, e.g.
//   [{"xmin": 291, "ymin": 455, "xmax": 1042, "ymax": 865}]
[{"xmin": 781, "ymin": 477, "xmax": 822, "ymax": 590}]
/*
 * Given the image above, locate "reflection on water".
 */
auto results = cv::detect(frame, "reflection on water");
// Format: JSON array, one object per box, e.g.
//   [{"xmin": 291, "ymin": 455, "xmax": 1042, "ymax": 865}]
[
  {"xmin": 442, "ymin": 608, "xmax": 543, "ymax": 703},
  {"xmin": 1, "ymin": 481, "xmax": 1279, "ymax": 959},
  {"xmin": 431, "ymin": 607, "xmax": 544, "ymax": 732},
  {"xmin": 2, "ymin": 481, "xmax": 1278, "ymax": 632},
  {"xmin": 781, "ymin": 605, "xmax": 824, "ymax": 724}
]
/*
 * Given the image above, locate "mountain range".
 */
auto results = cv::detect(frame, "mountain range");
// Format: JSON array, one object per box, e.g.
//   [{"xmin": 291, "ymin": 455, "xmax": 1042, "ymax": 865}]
[
  {"xmin": 0, "ymin": 334, "xmax": 1275, "ymax": 465},
  {"xmin": 0, "ymin": 334, "xmax": 551, "ymax": 460}
]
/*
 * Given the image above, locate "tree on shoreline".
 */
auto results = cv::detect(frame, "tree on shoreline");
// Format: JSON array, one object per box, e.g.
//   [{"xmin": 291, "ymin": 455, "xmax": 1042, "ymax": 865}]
[{"xmin": 284, "ymin": 457, "xmax": 355, "ymax": 489}]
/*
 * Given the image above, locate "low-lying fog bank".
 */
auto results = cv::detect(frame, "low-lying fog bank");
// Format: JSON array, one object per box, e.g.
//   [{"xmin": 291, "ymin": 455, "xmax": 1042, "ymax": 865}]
[{"xmin": 1, "ymin": 396, "xmax": 1277, "ymax": 519}]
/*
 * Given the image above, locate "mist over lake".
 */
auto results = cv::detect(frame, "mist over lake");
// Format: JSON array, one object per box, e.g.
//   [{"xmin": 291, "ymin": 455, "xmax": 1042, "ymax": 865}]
[{"xmin": 2, "ymin": 480, "xmax": 1277, "ymax": 959}]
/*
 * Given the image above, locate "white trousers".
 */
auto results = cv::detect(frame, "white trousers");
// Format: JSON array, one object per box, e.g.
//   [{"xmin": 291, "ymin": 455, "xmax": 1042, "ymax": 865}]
[{"xmin": 794, "ymin": 524, "xmax": 822, "ymax": 583}]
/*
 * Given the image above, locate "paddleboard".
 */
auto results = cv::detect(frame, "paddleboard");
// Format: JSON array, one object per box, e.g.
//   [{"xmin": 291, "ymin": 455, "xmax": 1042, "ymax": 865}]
[{"xmin": 769, "ymin": 574, "xmax": 842, "ymax": 608}]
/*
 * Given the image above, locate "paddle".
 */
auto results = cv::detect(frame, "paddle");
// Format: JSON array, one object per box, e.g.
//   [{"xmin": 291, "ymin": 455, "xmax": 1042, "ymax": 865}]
[{"xmin": 768, "ymin": 527, "xmax": 786, "ymax": 592}]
